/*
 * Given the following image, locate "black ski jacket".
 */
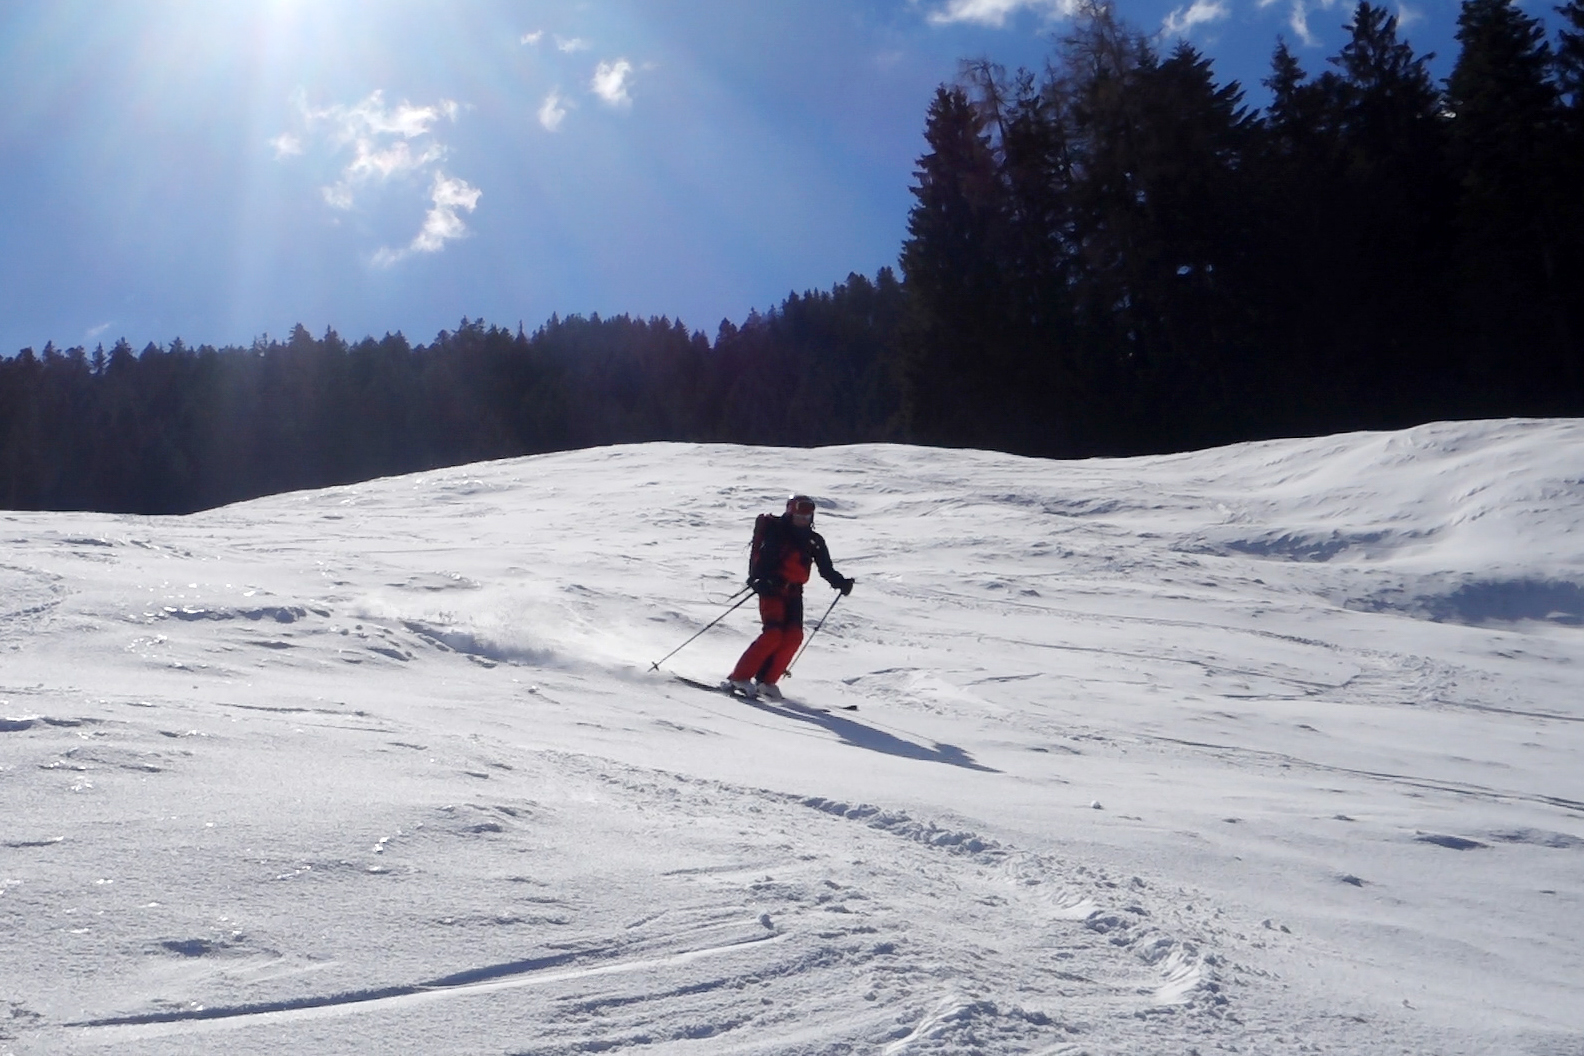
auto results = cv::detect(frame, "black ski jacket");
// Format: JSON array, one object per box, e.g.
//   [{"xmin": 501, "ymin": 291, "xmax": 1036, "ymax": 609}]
[{"xmin": 751, "ymin": 514, "xmax": 845, "ymax": 594}]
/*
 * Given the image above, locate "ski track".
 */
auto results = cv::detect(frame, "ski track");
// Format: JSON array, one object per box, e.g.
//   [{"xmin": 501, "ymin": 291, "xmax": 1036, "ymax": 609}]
[
  {"xmin": 69, "ymin": 929, "xmax": 793, "ymax": 1037},
  {"xmin": 4, "ymin": 421, "xmax": 1584, "ymax": 1054},
  {"xmin": 4, "ymin": 704, "xmax": 1241, "ymax": 1055}
]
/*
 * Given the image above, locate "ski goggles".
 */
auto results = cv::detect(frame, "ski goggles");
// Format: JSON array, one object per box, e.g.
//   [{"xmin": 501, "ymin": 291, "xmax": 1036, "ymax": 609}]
[{"xmin": 787, "ymin": 497, "xmax": 816, "ymax": 517}]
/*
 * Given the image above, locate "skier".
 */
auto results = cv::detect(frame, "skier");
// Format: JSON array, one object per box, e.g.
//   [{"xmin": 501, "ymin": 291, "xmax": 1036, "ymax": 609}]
[{"xmin": 724, "ymin": 494, "xmax": 853, "ymax": 700}]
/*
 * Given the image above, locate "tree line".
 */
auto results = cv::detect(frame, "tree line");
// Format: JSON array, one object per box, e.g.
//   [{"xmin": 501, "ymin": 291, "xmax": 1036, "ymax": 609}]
[
  {"xmin": 3, "ymin": 0, "xmax": 1581, "ymax": 514},
  {"xmin": 0, "ymin": 279, "xmax": 903, "ymax": 514},
  {"xmin": 899, "ymin": 0, "xmax": 1584, "ymax": 454}
]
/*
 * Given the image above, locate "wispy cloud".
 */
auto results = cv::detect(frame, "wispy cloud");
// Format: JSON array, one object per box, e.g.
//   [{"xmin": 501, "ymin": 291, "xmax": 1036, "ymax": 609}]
[
  {"xmin": 414, "ymin": 175, "xmax": 482, "ymax": 253},
  {"xmin": 274, "ymin": 90, "xmax": 478, "ymax": 267},
  {"xmin": 521, "ymin": 30, "xmax": 543, "ymax": 45},
  {"xmin": 324, "ymin": 139, "xmax": 446, "ymax": 208},
  {"xmin": 538, "ymin": 89, "xmax": 570, "ymax": 131},
  {"xmin": 1281, "ymin": 0, "xmax": 1348, "ymax": 46},
  {"xmin": 1396, "ymin": 1, "xmax": 1423, "ymax": 29},
  {"xmin": 86, "ymin": 322, "xmax": 111, "ymax": 341},
  {"xmin": 918, "ymin": 0, "xmax": 1078, "ymax": 27},
  {"xmin": 591, "ymin": 59, "xmax": 634, "ymax": 106},
  {"xmin": 1288, "ymin": 0, "xmax": 1319, "ymax": 45},
  {"xmin": 282, "ymin": 91, "xmax": 459, "ymax": 209},
  {"xmin": 372, "ymin": 173, "xmax": 481, "ymax": 267},
  {"xmin": 1162, "ymin": 0, "xmax": 1229, "ymax": 37},
  {"xmin": 270, "ymin": 132, "xmax": 304, "ymax": 158},
  {"xmin": 305, "ymin": 91, "xmax": 459, "ymax": 144},
  {"xmin": 556, "ymin": 35, "xmax": 590, "ymax": 53}
]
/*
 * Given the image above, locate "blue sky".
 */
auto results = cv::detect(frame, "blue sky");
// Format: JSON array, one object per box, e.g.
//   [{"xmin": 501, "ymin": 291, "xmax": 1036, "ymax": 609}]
[{"xmin": 1, "ymin": 0, "xmax": 1488, "ymax": 356}]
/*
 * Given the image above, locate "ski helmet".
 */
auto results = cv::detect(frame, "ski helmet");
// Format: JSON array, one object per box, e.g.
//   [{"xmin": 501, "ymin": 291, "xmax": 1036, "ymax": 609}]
[{"xmin": 786, "ymin": 494, "xmax": 816, "ymax": 525}]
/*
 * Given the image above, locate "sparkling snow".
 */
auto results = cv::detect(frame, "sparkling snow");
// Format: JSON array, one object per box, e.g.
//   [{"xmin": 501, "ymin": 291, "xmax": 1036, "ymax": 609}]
[{"xmin": 2, "ymin": 418, "xmax": 1581, "ymax": 1054}]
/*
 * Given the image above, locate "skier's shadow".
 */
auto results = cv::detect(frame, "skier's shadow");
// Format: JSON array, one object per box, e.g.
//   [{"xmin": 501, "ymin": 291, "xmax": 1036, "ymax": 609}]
[{"xmin": 745, "ymin": 699, "xmax": 999, "ymax": 772}]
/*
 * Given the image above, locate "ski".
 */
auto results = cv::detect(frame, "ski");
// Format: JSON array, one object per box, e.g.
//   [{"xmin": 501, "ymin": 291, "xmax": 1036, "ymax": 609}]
[{"xmin": 670, "ymin": 674, "xmax": 857, "ymax": 712}]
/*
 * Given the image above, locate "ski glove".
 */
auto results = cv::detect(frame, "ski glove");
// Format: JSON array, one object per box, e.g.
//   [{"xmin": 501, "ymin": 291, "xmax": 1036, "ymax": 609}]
[
  {"xmin": 839, "ymin": 576, "xmax": 854, "ymax": 596},
  {"xmin": 750, "ymin": 576, "xmax": 783, "ymax": 596}
]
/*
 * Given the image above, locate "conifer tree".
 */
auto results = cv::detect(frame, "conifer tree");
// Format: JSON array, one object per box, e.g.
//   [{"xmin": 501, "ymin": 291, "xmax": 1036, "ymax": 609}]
[
  {"xmin": 899, "ymin": 85, "xmax": 1010, "ymax": 446},
  {"xmin": 1558, "ymin": 0, "xmax": 1584, "ymax": 109},
  {"xmin": 1324, "ymin": 2, "xmax": 1457, "ymax": 421},
  {"xmin": 1447, "ymin": 0, "xmax": 1573, "ymax": 400},
  {"xmin": 1555, "ymin": 0, "xmax": 1584, "ymax": 376}
]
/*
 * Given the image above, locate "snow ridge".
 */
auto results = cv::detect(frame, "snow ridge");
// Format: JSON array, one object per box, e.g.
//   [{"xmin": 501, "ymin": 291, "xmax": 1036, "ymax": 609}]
[{"xmin": 795, "ymin": 796, "xmax": 1005, "ymax": 858}]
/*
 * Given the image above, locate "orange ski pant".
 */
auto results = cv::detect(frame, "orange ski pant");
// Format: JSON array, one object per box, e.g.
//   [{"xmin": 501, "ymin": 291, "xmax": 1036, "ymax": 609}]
[{"xmin": 729, "ymin": 590, "xmax": 804, "ymax": 685}]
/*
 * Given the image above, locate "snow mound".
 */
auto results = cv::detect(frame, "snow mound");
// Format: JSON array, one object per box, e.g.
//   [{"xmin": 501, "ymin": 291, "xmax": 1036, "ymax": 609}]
[
  {"xmin": 1169, "ymin": 419, "xmax": 1584, "ymax": 624},
  {"xmin": 2, "ymin": 417, "xmax": 1581, "ymax": 1054}
]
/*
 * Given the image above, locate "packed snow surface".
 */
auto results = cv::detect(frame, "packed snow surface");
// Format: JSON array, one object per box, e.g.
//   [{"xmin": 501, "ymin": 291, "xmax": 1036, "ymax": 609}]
[{"xmin": 3, "ymin": 418, "xmax": 1582, "ymax": 1055}]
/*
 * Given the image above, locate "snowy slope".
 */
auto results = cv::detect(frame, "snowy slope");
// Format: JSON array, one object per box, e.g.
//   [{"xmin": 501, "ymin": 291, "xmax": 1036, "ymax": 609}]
[{"xmin": 2, "ymin": 418, "xmax": 1581, "ymax": 1055}]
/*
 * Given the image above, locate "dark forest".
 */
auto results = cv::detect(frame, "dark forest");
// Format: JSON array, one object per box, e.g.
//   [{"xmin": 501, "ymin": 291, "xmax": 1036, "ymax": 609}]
[{"xmin": 4, "ymin": 0, "xmax": 1582, "ymax": 515}]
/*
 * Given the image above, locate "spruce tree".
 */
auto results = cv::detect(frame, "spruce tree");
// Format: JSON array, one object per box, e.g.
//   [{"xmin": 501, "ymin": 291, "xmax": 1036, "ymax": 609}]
[
  {"xmin": 1558, "ymin": 0, "xmax": 1584, "ymax": 109},
  {"xmin": 1447, "ymin": 0, "xmax": 1572, "ymax": 402},
  {"xmin": 1555, "ymin": 0, "xmax": 1584, "ymax": 378},
  {"xmin": 1325, "ymin": 2, "xmax": 1457, "ymax": 422},
  {"xmin": 899, "ymin": 85, "xmax": 1010, "ymax": 447}
]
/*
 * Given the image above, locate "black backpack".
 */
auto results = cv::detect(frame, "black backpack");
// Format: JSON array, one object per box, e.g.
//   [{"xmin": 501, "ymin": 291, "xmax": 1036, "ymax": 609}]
[{"xmin": 748, "ymin": 513, "xmax": 779, "ymax": 579}]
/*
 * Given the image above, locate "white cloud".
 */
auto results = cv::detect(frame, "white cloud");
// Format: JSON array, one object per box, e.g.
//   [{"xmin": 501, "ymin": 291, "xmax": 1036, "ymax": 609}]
[
  {"xmin": 591, "ymin": 59, "xmax": 634, "ymax": 106},
  {"xmin": 282, "ymin": 90, "xmax": 462, "ymax": 210},
  {"xmin": 86, "ymin": 322, "xmax": 111, "ymax": 340},
  {"xmin": 347, "ymin": 140, "xmax": 445, "ymax": 182},
  {"xmin": 538, "ymin": 90, "xmax": 570, "ymax": 131},
  {"xmin": 275, "ymin": 89, "xmax": 480, "ymax": 267},
  {"xmin": 414, "ymin": 174, "xmax": 481, "ymax": 252},
  {"xmin": 373, "ymin": 173, "xmax": 481, "ymax": 267},
  {"xmin": 1281, "ymin": 0, "xmax": 1349, "ymax": 45},
  {"xmin": 1162, "ymin": 0, "xmax": 1229, "ymax": 36},
  {"xmin": 270, "ymin": 133, "xmax": 304, "ymax": 158},
  {"xmin": 298, "ymin": 91, "xmax": 460, "ymax": 155},
  {"xmin": 556, "ymin": 35, "xmax": 590, "ymax": 53},
  {"xmin": 521, "ymin": 30, "xmax": 544, "ymax": 45},
  {"xmin": 1289, "ymin": 1, "xmax": 1319, "ymax": 45},
  {"xmin": 920, "ymin": 0, "xmax": 1078, "ymax": 27},
  {"xmin": 322, "ymin": 184, "xmax": 355, "ymax": 210},
  {"xmin": 1396, "ymin": 1, "xmax": 1423, "ymax": 29},
  {"xmin": 322, "ymin": 140, "xmax": 446, "ymax": 211}
]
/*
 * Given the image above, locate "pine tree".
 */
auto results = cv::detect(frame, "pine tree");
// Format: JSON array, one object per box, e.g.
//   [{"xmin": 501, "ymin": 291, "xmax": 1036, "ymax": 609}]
[
  {"xmin": 1249, "ymin": 41, "xmax": 1354, "ymax": 432},
  {"xmin": 899, "ymin": 85, "xmax": 1010, "ymax": 447},
  {"xmin": 1447, "ymin": 0, "xmax": 1573, "ymax": 402},
  {"xmin": 1555, "ymin": 0, "xmax": 1584, "ymax": 379},
  {"xmin": 1558, "ymin": 0, "xmax": 1584, "ymax": 109},
  {"xmin": 1326, "ymin": 1, "xmax": 1457, "ymax": 422}
]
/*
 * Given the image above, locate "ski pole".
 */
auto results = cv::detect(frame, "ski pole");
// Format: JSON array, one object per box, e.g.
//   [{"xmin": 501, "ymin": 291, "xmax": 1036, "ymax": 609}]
[
  {"xmin": 649, "ymin": 587, "xmax": 754, "ymax": 671},
  {"xmin": 783, "ymin": 592, "xmax": 842, "ymax": 678}
]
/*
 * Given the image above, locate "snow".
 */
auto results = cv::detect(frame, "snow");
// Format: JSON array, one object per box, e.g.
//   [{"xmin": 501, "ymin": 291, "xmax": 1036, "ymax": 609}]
[{"xmin": 2, "ymin": 417, "xmax": 1581, "ymax": 1054}]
